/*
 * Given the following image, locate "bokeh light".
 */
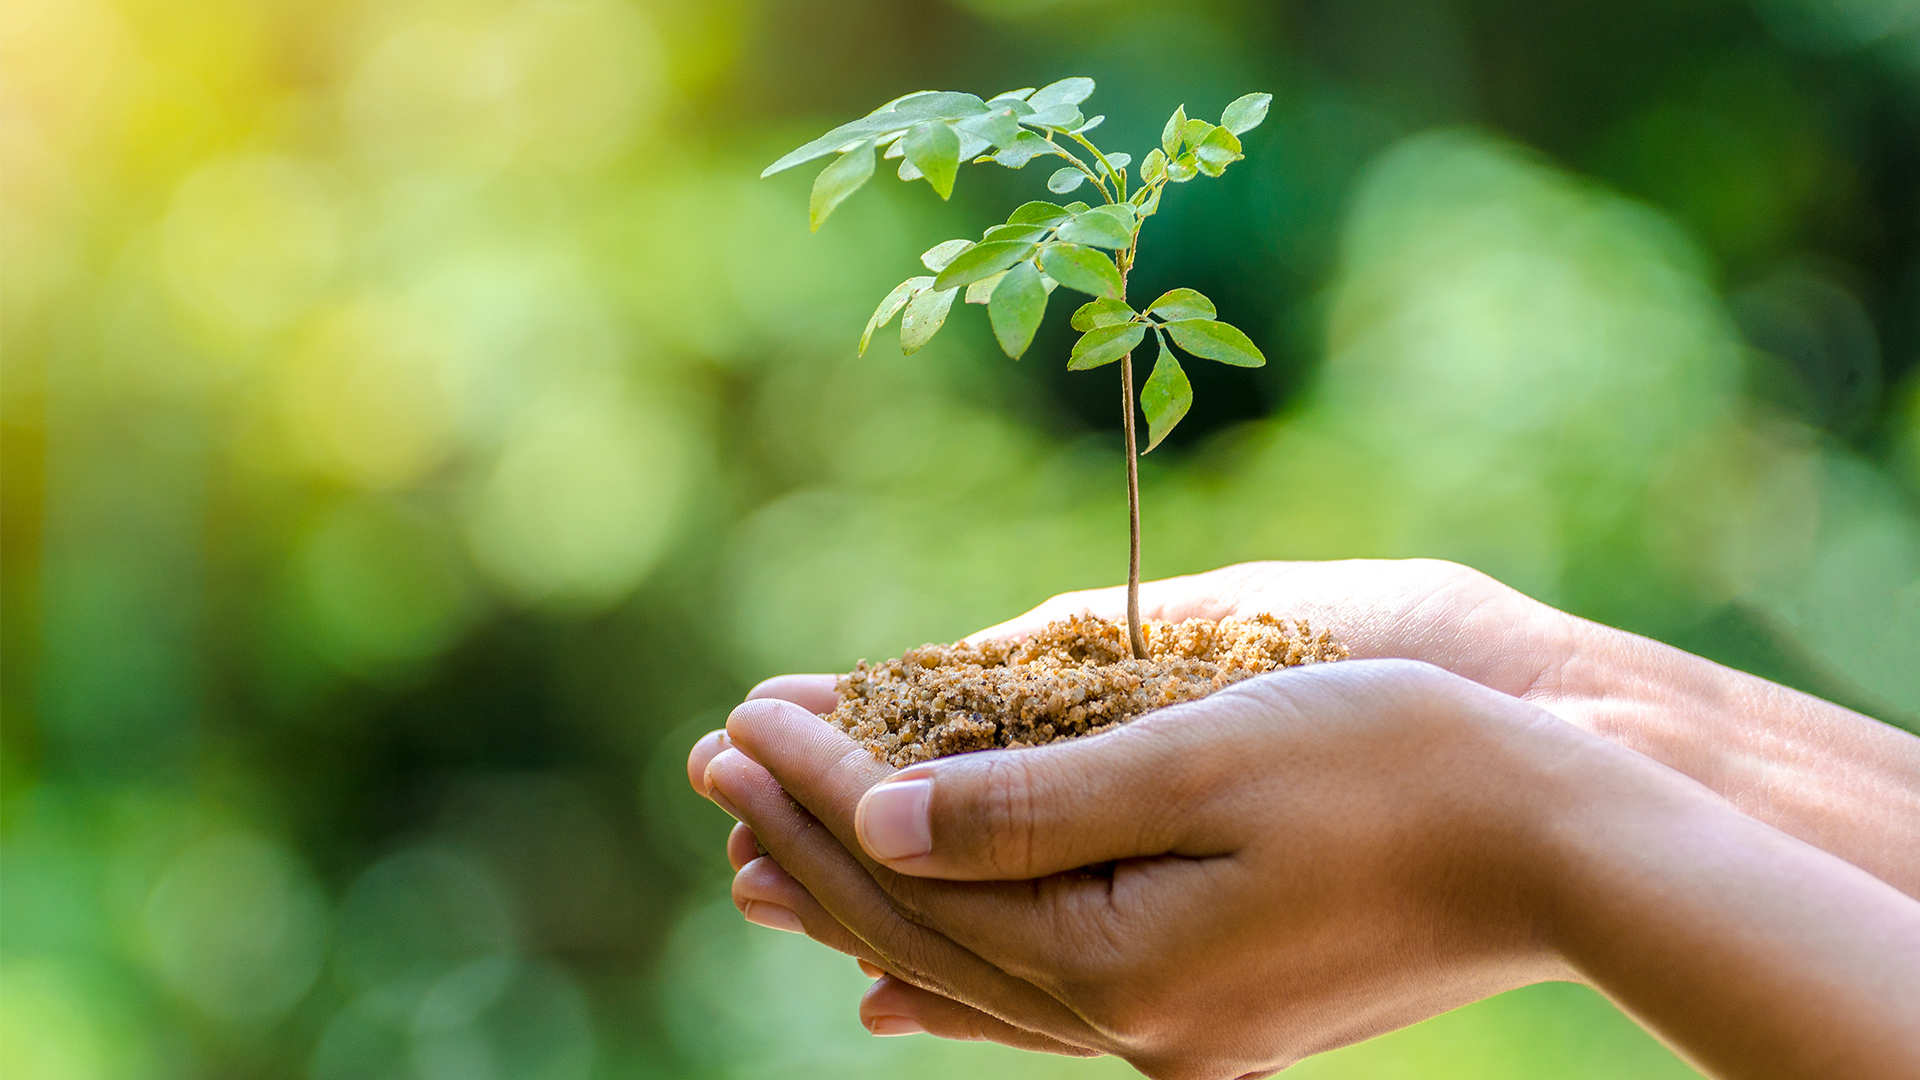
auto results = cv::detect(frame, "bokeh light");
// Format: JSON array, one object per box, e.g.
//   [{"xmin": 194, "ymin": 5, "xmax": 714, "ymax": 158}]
[{"xmin": 4, "ymin": 0, "xmax": 1916, "ymax": 1076}]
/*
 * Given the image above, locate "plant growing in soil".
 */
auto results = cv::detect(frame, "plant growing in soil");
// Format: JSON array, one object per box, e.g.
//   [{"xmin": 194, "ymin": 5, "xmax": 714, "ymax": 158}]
[{"xmin": 763, "ymin": 77, "xmax": 1272, "ymax": 661}]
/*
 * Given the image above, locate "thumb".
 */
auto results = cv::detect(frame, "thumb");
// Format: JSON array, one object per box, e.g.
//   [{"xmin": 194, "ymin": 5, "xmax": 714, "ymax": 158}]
[{"xmin": 853, "ymin": 710, "xmax": 1234, "ymax": 880}]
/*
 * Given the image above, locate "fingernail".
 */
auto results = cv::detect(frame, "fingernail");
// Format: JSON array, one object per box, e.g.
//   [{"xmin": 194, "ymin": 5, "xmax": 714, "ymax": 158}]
[
  {"xmin": 857, "ymin": 959, "xmax": 885, "ymax": 978},
  {"xmin": 705, "ymin": 765, "xmax": 742, "ymax": 819},
  {"xmin": 858, "ymin": 779, "xmax": 932, "ymax": 861},
  {"xmin": 698, "ymin": 731, "xmax": 732, "ymax": 795},
  {"xmin": 742, "ymin": 901, "xmax": 805, "ymax": 934},
  {"xmin": 867, "ymin": 1015, "xmax": 925, "ymax": 1037}
]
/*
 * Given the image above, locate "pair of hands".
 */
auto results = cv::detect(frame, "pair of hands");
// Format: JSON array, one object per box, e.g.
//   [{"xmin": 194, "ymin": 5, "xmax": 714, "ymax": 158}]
[{"xmin": 687, "ymin": 560, "xmax": 1920, "ymax": 1079}]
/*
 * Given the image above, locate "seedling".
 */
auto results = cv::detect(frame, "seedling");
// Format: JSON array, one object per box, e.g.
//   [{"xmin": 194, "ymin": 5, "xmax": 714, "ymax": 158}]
[{"xmin": 764, "ymin": 78, "xmax": 1271, "ymax": 659}]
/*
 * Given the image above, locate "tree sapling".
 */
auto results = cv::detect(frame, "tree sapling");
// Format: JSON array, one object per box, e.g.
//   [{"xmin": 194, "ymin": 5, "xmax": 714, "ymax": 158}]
[{"xmin": 764, "ymin": 79, "xmax": 1345, "ymax": 764}]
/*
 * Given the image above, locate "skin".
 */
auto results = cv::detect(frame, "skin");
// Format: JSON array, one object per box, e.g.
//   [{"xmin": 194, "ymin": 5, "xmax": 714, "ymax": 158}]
[{"xmin": 686, "ymin": 560, "xmax": 1920, "ymax": 1078}]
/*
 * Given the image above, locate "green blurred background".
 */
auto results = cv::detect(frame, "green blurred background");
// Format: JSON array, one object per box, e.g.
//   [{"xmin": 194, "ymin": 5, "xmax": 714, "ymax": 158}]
[{"xmin": 4, "ymin": 0, "xmax": 1917, "ymax": 1075}]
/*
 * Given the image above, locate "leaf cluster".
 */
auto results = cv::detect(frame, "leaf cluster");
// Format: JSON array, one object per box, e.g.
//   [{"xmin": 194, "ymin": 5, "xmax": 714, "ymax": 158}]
[{"xmin": 766, "ymin": 79, "xmax": 1273, "ymax": 452}]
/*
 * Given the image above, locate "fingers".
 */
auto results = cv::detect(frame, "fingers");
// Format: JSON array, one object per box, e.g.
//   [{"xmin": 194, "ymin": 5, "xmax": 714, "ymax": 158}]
[
  {"xmin": 727, "ymin": 821, "xmax": 762, "ymax": 870},
  {"xmin": 853, "ymin": 703, "xmax": 1241, "ymax": 880},
  {"xmin": 860, "ymin": 976, "xmax": 1103, "ymax": 1056},
  {"xmin": 746, "ymin": 673, "xmax": 842, "ymax": 715},
  {"xmin": 702, "ymin": 746, "xmax": 1108, "ymax": 1048},
  {"xmin": 687, "ymin": 728, "xmax": 733, "ymax": 797},
  {"xmin": 689, "ymin": 673, "xmax": 838, "ymax": 798},
  {"xmin": 732, "ymin": 854, "xmax": 877, "ymax": 961},
  {"xmin": 725, "ymin": 696, "xmax": 893, "ymax": 860}
]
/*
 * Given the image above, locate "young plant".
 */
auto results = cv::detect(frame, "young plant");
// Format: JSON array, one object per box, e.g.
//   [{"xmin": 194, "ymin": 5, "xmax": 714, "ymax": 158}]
[{"xmin": 764, "ymin": 77, "xmax": 1270, "ymax": 660}]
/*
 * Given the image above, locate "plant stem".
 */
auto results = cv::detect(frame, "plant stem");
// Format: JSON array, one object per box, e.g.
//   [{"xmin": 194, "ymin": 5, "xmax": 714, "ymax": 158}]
[{"xmin": 1120, "ymin": 347, "xmax": 1146, "ymax": 660}]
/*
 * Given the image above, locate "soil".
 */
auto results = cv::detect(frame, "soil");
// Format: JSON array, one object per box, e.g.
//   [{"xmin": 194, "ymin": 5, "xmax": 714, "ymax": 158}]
[{"xmin": 828, "ymin": 614, "xmax": 1348, "ymax": 766}]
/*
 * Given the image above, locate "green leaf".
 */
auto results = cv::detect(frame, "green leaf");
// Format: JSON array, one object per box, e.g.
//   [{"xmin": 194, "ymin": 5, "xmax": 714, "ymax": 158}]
[
  {"xmin": 921, "ymin": 239, "xmax": 973, "ymax": 271},
  {"xmin": 983, "ymin": 223, "xmax": 1049, "ymax": 243},
  {"xmin": 989, "ymin": 261, "xmax": 1048, "ymax": 359},
  {"xmin": 958, "ymin": 106, "xmax": 1023, "ymax": 149},
  {"xmin": 1141, "ymin": 148, "xmax": 1168, "ymax": 184},
  {"xmin": 1193, "ymin": 126, "xmax": 1243, "ymax": 176},
  {"xmin": 1073, "ymin": 115, "xmax": 1105, "ymax": 135},
  {"xmin": 764, "ymin": 113, "xmax": 911, "ymax": 177},
  {"xmin": 1161, "ymin": 105, "xmax": 1187, "ymax": 157},
  {"xmin": 1133, "ymin": 184, "xmax": 1162, "ymax": 217},
  {"xmin": 1071, "ymin": 297, "xmax": 1135, "ymax": 331},
  {"xmin": 1148, "ymin": 287, "xmax": 1216, "ymax": 321},
  {"xmin": 1028, "ymin": 77, "xmax": 1096, "ymax": 110},
  {"xmin": 1067, "ymin": 322, "xmax": 1146, "ymax": 370},
  {"xmin": 1166, "ymin": 155, "xmax": 1198, "ymax": 183},
  {"xmin": 1055, "ymin": 205, "xmax": 1134, "ymax": 249},
  {"xmin": 956, "ymin": 131, "xmax": 993, "ymax": 161},
  {"xmin": 965, "ymin": 270, "xmax": 1007, "ymax": 304},
  {"xmin": 905, "ymin": 122, "xmax": 960, "ymax": 199},
  {"xmin": 1097, "ymin": 151, "xmax": 1132, "ymax": 181},
  {"xmin": 1063, "ymin": 201, "xmax": 1091, "ymax": 214},
  {"xmin": 1040, "ymin": 244, "xmax": 1124, "ymax": 299},
  {"xmin": 1181, "ymin": 119, "xmax": 1215, "ymax": 150},
  {"xmin": 860, "ymin": 276, "xmax": 935, "ymax": 355},
  {"xmin": 900, "ymin": 285, "xmax": 959, "ymax": 354},
  {"xmin": 1007, "ymin": 200, "xmax": 1071, "ymax": 226},
  {"xmin": 1047, "ymin": 167, "xmax": 1088, "ymax": 194},
  {"xmin": 932, "ymin": 240, "xmax": 1037, "ymax": 291},
  {"xmin": 1164, "ymin": 318, "xmax": 1265, "ymax": 366},
  {"xmin": 1220, "ymin": 92, "xmax": 1272, "ymax": 136},
  {"xmin": 990, "ymin": 87, "xmax": 1036, "ymax": 102},
  {"xmin": 809, "ymin": 140, "xmax": 876, "ymax": 231},
  {"xmin": 992, "ymin": 131, "xmax": 1055, "ymax": 168},
  {"xmin": 897, "ymin": 156, "xmax": 921, "ymax": 181},
  {"xmin": 1140, "ymin": 336, "xmax": 1192, "ymax": 453},
  {"xmin": 1025, "ymin": 104, "xmax": 1085, "ymax": 130},
  {"xmin": 889, "ymin": 91, "xmax": 990, "ymax": 120}
]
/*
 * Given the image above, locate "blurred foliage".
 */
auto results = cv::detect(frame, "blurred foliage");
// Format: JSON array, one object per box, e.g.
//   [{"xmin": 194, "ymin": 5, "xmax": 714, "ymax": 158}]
[{"xmin": 3, "ymin": 0, "xmax": 1917, "ymax": 1077}]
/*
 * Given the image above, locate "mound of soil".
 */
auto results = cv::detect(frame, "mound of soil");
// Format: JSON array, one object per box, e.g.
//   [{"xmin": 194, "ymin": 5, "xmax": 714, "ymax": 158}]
[{"xmin": 828, "ymin": 614, "xmax": 1348, "ymax": 767}]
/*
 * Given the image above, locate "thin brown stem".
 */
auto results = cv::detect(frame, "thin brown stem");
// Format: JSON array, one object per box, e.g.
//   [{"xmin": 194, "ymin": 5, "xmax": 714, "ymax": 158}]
[{"xmin": 1120, "ymin": 348, "xmax": 1146, "ymax": 660}]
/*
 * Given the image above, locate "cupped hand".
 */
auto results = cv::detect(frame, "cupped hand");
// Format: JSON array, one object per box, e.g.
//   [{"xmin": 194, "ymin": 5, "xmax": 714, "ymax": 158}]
[
  {"xmin": 699, "ymin": 660, "xmax": 1636, "ymax": 1078},
  {"xmin": 702, "ymin": 559, "xmax": 1920, "ymax": 898}
]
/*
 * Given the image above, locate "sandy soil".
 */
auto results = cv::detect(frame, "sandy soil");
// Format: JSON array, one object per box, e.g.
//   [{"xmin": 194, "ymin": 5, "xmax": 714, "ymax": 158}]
[{"xmin": 828, "ymin": 613, "xmax": 1348, "ymax": 766}]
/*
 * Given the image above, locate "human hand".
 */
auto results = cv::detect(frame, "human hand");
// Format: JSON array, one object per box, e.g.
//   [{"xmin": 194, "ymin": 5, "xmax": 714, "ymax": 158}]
[
  {"xmin": 700, "ymin": 660, "xmax": 1920, "ymax": 1079},
  {"xmin": 705, "ymin": 660, "xmax": 1577, "ymax": 1075},
  {"xmin": 707, "ymin": 559, "xmax": 1920, "ymax": 895}
]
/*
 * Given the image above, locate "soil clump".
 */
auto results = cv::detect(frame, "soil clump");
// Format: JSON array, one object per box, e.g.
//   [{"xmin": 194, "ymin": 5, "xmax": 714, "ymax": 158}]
[{"xmin": 828, "ymin": 614, "xmax": 1348, "ymax": 766}]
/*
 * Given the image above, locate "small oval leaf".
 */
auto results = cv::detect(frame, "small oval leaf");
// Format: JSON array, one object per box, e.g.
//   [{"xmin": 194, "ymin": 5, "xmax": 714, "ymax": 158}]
[
  {"xmin": 1025, "ymin": 103, "xmax": 1085, "ymax": 130},
  {"xmin": 860, "ymin": 276, "xmax": 935, "ymax": 355},
  {"xmin": 1161, "ymin": 105, "xmax": 1187, "ymax": 157},
  {"xmin": 991, "ymin": 131, "xmax": 1054, "ymax": 168},
  {"xmin": 933, "ymin": 240, "xmax": 1037, "ymax": 291},
  {"xmin": 900, "ymin": 285, "xmax": 959, "ymax": 354},
  {"xmin": 1220, "ymin": 92, "xmax": 1272, "ymax": 136},
  {"xmin": 1007, "ymin": 200, "xmax": 1072, "ymax": 226},
  {"xmin": 983, "ymin": 223, "xmax": 1050, "ymax": 243},
  {"xmin": 1067, "ymin": 322, "xmax": 1146, "ymax": 370},
  {"xmin": 989, "ymin": 261, "xmax": 1049, "ymax": 359},
  {"xmin": 1047, "ymin": 167, "xmax": 1088, "ymax": 194},
  {"xmin": 1164, "ymin": 318, "xmax": 1265, "ymax": 367},
  {"xmin": 921, "ymin": 239, "xmax": 973, "ymax": 272},
  {"xmin": 809, "ymin": 140, "xmax": 876, "ymax": 231},
  {"xmin": 1140, "ymin": 337, "xmax": 1192, "ymax": 453},
  {"xmin": 1071, "ymin": 297, "xmax": 1136, "ymax": 331},
  {"xmin": 1040, "ymin": 244, "xmax": 1124, "ymax": 299},
  {"xmin": 1028, "ymin": 76, "xmax": 1096, "ymax": 110},
  {"xmin": 1055, "ymin": 205, "xmax": 1134, "ymax": 249},
  {"xmin": 1148, "ymin": 288, "xmax": 1216, "ymax": 321},
  {"xmin": 904, "ymin": 121, "xmax": 961, "ymax": 199},
  {"xmin": 965, "ymin": 270, "xmax": 1008, "ymax": 305},
  {"xmin": 1141, "ymin": 148, "xmax": 1168, "ymax": 184}
]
